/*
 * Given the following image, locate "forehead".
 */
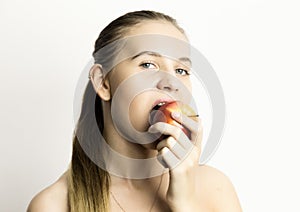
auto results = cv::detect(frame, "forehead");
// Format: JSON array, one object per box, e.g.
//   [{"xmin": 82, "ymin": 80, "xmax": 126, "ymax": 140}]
[
  {"xmin": 119, "ymin": 33, "xmax": 190, "ymax": 59},
  {"xmin": 93, "ymin": 21, "xmax": 191, "ymax": 74},
  {"xmin": 126, "ymin": 20, "xmax": 187, "ymax": 41}
]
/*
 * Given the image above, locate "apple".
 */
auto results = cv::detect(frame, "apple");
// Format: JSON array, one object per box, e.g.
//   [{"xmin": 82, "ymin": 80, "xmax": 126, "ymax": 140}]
[{"xmin": 149, "ymin": 101, "xmax": 197, "ymax": 140}]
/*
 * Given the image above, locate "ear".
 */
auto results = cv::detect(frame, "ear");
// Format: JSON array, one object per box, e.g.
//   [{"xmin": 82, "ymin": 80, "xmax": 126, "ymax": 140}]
[{"xmin": 89, "ymin": 64, "xmax": 111, "ymax": 101}]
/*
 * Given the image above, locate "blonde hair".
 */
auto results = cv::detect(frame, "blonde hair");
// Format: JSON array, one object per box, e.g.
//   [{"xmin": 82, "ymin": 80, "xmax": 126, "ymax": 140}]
[{"xmin": 67, "ymin": 10, "xmax": 184, "ymax": 212}]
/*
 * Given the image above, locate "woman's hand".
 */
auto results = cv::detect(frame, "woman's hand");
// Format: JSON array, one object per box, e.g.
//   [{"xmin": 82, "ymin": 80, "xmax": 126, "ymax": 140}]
[{"xmin": 148, "ymin": 111, "xmax": 203, "ymax": 211}]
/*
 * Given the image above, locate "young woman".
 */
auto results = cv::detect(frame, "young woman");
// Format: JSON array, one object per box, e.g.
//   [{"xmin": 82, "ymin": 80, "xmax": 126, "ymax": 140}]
[{"xmin": 27, "ymin": 10, "xmax": 242, "ymax": 212}]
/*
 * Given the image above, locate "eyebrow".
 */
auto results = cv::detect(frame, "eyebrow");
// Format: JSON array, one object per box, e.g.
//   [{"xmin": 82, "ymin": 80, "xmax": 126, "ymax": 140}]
[{"xmin": 131, "ymin": 51, "xmax": 192, "ymax": 66}]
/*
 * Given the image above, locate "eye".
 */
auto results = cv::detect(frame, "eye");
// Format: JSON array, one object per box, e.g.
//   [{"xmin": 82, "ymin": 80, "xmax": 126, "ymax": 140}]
[
  {"xmin": 140, "ymin": 62, "xmax": 158, "ymax": 70},
  {"xmin": 175, "ymin": 68, "xmax": 190, "ymax": 76}
]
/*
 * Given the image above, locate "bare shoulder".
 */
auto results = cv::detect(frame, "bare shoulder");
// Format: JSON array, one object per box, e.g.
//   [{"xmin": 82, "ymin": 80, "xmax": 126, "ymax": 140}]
[
  {"xmin": 27, "ymin": 171, "xmax": 68, "ymax": 212},
  {"xmin": 195, "ymin": 165, "xmax": 243, "ymax": 212}
]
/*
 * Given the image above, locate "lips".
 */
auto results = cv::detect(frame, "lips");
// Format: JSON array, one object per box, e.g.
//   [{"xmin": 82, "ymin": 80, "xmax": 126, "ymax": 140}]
[
  {"xmin": 149, "ymin": 101, "xmax": 193, "ymax": 140},
  {"xmin": 151, "ymin": 98, "xmax": 174, "ymax": 111},
  {"xmin": 149, "ymin": 100, "xmax": 198, "ymax": 141}
]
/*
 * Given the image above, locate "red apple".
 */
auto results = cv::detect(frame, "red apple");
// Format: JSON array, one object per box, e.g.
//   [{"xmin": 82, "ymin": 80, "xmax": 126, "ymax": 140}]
[{"xmin": 150, "ymin": 101, "xmax": 197, "ymax": 140}]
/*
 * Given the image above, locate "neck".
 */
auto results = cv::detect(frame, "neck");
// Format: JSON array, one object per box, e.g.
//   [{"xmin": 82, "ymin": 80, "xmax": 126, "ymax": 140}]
[
  {"xmin": 100, "ymin": 103, "xmax": 167, "ymax": 179},
  {"xmin": 109, "ymin": 172, "xmax": 169, "ymax": 212},
  {"xmin": 110, "ymin": 171, "xmax": 166, "ymax": 190},
  {"xmin": 102, "ymin": 102, "xmax": 158, "ymax": 159},
  {"xmin": 103, "ymin": 127, "xmax": 157, "ymax": 159},
  {"xmin": 97, "ymin": 125, "xmax": 165, "ymax": 179}
]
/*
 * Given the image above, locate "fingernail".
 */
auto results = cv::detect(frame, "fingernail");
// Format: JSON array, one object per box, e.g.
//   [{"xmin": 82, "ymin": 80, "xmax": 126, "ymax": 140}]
[
  {"xmin": 172, "ymin": 111, "xmax": 180, "ymax": 118},
  {"xmin": 148, "ymin": 125, "xmax": 157, "ymax": 133}
]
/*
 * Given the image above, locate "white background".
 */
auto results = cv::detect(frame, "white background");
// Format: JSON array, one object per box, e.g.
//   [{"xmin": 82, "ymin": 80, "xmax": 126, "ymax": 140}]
[{"xmin": 1, "ymin": 0, "xmax": 299, "ymax": 211}]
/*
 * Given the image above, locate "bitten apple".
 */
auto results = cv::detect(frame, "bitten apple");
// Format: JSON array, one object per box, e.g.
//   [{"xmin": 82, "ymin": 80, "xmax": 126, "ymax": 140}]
[{"xmin": 150, "ymin": 101, "xmax": 197, "ymax": 140}]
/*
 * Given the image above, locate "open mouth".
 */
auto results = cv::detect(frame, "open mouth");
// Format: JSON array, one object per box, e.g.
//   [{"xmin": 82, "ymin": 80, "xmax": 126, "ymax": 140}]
[
  {"xmin": 152, "ymin": 101, "xmax": 167, "ymax": 110},
  {"xmin": 151, "ymin": 98, "xmax": 175, "ymax": 111}
]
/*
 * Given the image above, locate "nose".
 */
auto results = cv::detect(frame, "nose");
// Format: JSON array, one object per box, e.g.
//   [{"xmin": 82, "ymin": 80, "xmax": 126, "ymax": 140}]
[
  {"xmin": 156, "ymin": 58, "xmax": 182, "ymax": 92},
  {"xmin": 156, "ymin": 76, "xmax": 179, "ymax": 92}
]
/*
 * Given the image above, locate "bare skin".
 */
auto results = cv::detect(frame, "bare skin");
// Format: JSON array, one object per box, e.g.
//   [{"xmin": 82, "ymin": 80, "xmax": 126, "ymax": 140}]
[
  {"xmin": 27, "ymin": 165, "xmax": 241, "ymax": 212},
  {"xmin": 27, "ymin": 172, "xmax": 68, "ymax": 212},
  {"xmin": 28, "ymin": 20, "xmax": 242, "ymax": 212}
]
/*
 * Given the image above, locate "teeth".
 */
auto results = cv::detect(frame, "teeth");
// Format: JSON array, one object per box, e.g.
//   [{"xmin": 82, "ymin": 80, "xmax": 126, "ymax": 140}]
[
  {"xmin": 152, "ymin": 101, "xmax": 166, "ymax": 110},
  {"xmin": 157, "ymin": 102, "xmax": 166, "ymax": 106}
]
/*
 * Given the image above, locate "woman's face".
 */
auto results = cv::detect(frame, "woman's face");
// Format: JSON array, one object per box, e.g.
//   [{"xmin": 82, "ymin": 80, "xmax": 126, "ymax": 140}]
[{"xmin": 107, "ymin": 20, "xmax": 192, "ymax": 135}]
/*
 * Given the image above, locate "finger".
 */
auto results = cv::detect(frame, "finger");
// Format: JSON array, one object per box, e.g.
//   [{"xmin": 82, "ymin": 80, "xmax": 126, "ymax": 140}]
[
  {"xmin": 149, "ymin": 122, "xmax": 192, "ymax": 150},
  {"xmin": 156, "ymin": 136, "xmax": 187, "ymax": 159},
  {"xmin": 171, "ymin": 111, "xmax": 201, "ymax": 134},
  {"xmin": 171, "ymin": 111, "xmax": 203, "ymax": 145},
  {"xmin": 194, "ymin": 124, "xmax": 203, "ymax": 149},
  {"xmin": 159, "ymin": 147, "xmax": 180, "ymax": 169}
]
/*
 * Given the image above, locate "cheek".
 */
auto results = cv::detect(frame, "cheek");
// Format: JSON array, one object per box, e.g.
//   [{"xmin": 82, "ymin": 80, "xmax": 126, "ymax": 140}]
[
  {"xmin": 182, "ymin": 78, "xmax": 192, "ymax": 93},
  {"xmin": 108, "ymin": 73, "xmax": 123, "ymax": 96},
  {"xmin": 108, "ymin": 65, "xmax": 134, "ymax": 96},
  {"xmin": 129, "ymin": 95, "xmax": 151, "ymax": 132}
]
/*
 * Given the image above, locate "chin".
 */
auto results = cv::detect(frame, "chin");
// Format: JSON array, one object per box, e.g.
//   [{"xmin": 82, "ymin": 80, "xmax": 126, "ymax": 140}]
[{"xmin": 142, "ymin": 140, "xmax": 160, "ymax": 151}]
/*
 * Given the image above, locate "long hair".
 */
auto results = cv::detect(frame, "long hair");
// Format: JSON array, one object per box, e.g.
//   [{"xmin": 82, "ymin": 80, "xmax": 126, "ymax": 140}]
[{"xmin": 67, "ymin": 10, "xmax": 184, "ymax": 212}]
